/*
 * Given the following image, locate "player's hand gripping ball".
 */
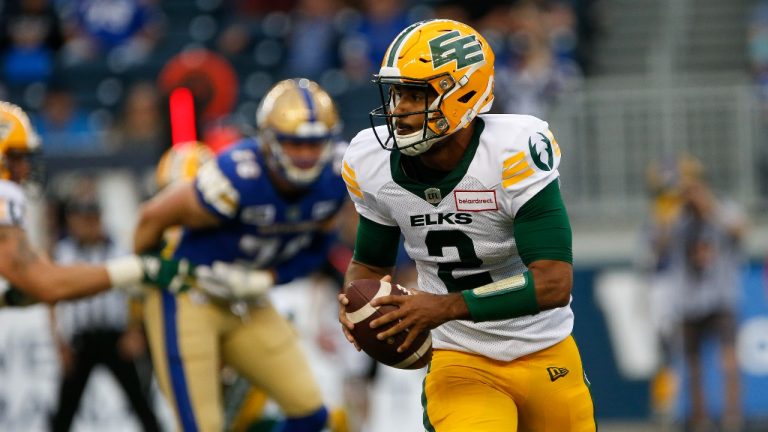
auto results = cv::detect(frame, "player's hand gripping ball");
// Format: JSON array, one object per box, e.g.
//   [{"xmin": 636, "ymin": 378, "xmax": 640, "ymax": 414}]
[{"xmin": 344, "ymin": 279, "xmax": 432, "ymax": 369}]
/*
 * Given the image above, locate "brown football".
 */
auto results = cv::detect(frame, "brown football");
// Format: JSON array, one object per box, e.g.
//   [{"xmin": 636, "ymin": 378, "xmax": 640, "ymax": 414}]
[{"xmin": 344, "ymin": 279, "xmax": 432, "ymax": 369}]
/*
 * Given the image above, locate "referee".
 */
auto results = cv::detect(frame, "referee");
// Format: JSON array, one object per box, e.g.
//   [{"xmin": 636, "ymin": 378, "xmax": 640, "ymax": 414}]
[{"xmin": 49, "ymin": 192, "xmax": 159, "ymax": 432}]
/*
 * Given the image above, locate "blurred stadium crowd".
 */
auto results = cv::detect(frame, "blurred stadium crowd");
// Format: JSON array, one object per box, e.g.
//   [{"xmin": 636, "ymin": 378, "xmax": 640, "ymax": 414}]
[
  {"xmin": 0, "ymin": 0, "xmax": 597, "ymax": 244},
  {"xmin": 0, "ymin": 0, "xmax": 591, "ymax": 155},
  {"xmin": 1, "ymin": 0, "xmax": 768, "ymax": 431}
]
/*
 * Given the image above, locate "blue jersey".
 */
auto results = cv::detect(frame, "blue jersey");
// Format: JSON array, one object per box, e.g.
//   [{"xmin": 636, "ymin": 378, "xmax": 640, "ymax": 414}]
[{"xmin": 172, "ymin": 138, "xmax": 347, "ymax": 284}]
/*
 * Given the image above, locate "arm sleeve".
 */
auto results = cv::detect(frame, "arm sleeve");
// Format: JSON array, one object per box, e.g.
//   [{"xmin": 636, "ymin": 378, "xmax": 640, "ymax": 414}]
[
  {"xmin": 514, "ymin": 180, "xmax": 572, "ymax": 266},
  {"xmin": 352, "ymin": 215, "xmax": 401, "ymax": 268}
]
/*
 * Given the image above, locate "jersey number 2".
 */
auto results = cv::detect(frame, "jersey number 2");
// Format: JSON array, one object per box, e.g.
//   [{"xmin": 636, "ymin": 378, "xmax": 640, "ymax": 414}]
[{"xmin": 425, "ymin": 230, "xmax": 492, "ymax": 292}]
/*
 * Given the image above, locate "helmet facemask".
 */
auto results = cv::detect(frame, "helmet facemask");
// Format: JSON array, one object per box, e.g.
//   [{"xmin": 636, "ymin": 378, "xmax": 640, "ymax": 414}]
[
  {"xmin": 370, "ymin": 73, "xmax": 456, "ymax": 156},
  {"xmin": 370, "ymin": 19, "xmax": 497, "ymax": 156},
  {"xmin": 255, "ymin": 78, "xmax": 340, "ymax": 188},
  {"xmin": 261, "ymin": 129, "xmax": 333, "ymax": 188}
]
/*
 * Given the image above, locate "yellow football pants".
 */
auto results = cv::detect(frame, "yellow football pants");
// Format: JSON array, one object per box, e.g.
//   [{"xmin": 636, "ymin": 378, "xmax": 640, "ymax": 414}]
[
  {"xmin": 144, "ymin": 290, "xmax": 324, "ymax": 432},
  {"xmin": 422, "ymin": 335, "xmax": 596, "ymax": 432}
]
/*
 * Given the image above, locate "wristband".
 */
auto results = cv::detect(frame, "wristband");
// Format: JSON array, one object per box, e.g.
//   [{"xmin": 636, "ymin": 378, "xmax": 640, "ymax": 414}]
[
  {"xmin": 461, "ymin": 271, "xmax": 540, "ymax": 322},
  {"xmin": 105, "ymin": 255, "xmax": 144, "ymax": 287},
  {"xmin": 2, "ymin": 287, "xmax": 38, "ymax": 307}
]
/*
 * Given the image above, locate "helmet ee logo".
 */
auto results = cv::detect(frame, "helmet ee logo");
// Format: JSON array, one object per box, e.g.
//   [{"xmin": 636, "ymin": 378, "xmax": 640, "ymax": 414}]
[{"xmin": 429, "ymin": 31, "xmax": 485, "ymax": 70}]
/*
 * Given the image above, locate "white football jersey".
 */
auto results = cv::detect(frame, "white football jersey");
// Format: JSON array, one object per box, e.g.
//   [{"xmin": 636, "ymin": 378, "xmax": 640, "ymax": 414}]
[
  {"xmin": 0, "ymin": 179, "xmax": 28, "ymax": 291},
  {"xmin": 342, "ymin": 114, "xmax": 574, "ymax": 362},
  {"xmin": 0, "ymin": 179, "xmax": 27, "ymax": 228}
]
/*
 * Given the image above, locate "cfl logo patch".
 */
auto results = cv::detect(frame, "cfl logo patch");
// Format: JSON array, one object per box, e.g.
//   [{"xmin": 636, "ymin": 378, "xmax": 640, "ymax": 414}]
[{"xmin": 547, "ymin": 366, "xmax": 569, "ymax": 382}]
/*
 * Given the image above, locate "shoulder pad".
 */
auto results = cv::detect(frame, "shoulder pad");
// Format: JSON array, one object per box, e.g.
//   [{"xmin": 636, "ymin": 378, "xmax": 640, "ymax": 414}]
[
  {"xmin": 479, "ymin": 115, "xmax": 560, "ymax": 190},
  {"xmin": 342, "ymin": 127, "xmax": 391, "ymax": 201}
]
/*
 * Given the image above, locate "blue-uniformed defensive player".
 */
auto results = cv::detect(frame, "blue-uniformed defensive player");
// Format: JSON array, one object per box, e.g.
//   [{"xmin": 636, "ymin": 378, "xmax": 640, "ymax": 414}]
[{"xmin": 133, "ymin": 79, "xmax": 348, "ymax": 432}]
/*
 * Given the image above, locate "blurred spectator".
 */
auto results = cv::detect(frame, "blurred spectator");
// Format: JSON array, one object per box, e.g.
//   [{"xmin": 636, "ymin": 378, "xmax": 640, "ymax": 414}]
[
  {"xmin": 0, "ymin": 0, "xmax": 65, "ymax": 85},
  {"xmin": 569, "ymin": 0, "xmax": 599, "ymax": 74},
  {"xmin": 749, "ymin": 1, "xmax": 768, "ymax": 99},
  {"xmin": 749, "ymin": 1, "xmax": 768, "ymax": 206},
  {"xmin": 340, "ymin": 0, "xmax": 410, "ymax": 83},
  {"xmin": 431, "ymin": 0, "xmax": 498, "ymax": 24},
  {"xmin": 216, "ymin": 0, "xmax": 298, "ymax": 56},
  {"xmin": 494, "ymin": 0, "xmax": 582, "ymax": 118},
  {"xmin": 60, "ymin": 0, "xmax": 164, "ymax": 69},
  {"xmin": 651, "ymin": 156, "xmax": 746, "ymax": 432},
  {"xmin": 109, "ymin": 81, "xmax": 163, "ymax": 154},
  {"xmin": 640, "ymin": 158, "xmax": 686, "ymax": 427},
  {"xmin": 48, "ymin": 179, "xmax": 159, "ymax": 432},
  {"xmin": 282, "ymin": 0, "xmax": 345, "ymax": 80},
  {"xmin": 216, "ymin": 18, "xmax": 257, "ymax": 57},
  {"xmin": 225, "ymin": 0, "xmax": 296, "ymax": 16},
  {"xmin": 32, "ymin": 84, "xmax": 104, "ymax": 154}
]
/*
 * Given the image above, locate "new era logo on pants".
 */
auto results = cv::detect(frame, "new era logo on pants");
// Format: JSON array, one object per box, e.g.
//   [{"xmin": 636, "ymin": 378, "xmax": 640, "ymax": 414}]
[{"xmin": 547, "ymin": 366, "xmax": 569, "ymax": 382}]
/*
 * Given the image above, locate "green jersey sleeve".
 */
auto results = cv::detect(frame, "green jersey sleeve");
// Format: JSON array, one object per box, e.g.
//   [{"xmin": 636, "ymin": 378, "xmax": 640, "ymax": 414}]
[{"xmin": 513, "ymin": 180, "xmax": 573, "ymax": 266}]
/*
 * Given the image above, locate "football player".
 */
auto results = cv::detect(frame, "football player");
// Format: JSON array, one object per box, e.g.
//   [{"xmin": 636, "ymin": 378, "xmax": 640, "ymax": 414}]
[
  {"xmin": 134, "ymin": 79, "xmax": 348, "ymax": 431},
  {"xmin": 0, "ymin": 101, "xmax": 182, "ymax": 306},
  {"xmin": 337, "ymin": 19, "xmax": 597, "ymax": 431}
]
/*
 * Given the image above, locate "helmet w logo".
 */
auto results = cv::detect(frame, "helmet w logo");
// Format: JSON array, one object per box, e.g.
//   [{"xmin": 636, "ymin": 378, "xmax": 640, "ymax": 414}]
[
  {"xmin": 547, "ymin": 366, "xmax": 569, "ymax": 382},
  {"xmin": 429, "ymin": 31, "xmax": 485, "ymax": 70}
]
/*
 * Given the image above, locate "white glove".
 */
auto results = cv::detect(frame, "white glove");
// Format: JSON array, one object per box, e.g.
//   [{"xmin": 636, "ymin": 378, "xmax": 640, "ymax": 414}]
[{"xmin": 194, "ymin": 261, "xmax": 274, "ymax": 301}]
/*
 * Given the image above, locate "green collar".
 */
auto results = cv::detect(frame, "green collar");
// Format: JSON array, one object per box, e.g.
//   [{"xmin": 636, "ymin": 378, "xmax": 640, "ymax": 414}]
[{"xmin": 390, "ymin": 118, "xmax": 485, "ymax": 206}]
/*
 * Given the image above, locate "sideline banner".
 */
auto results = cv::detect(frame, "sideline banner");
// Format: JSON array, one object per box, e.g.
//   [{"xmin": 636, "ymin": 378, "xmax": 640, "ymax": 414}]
[{"xmin": 582, "ymin": 262, "xmax": 768, "ymax": 420}]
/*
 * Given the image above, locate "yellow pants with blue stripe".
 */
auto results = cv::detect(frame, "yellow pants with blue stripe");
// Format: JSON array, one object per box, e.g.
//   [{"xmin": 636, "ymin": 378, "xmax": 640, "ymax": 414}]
[
  {"xmin": 144, "ymin": 290, "xmax": 324, "ymax": 432},
  {"xmin": 422, "ymin": 335, "xmax": 596, "ymax": 431}
]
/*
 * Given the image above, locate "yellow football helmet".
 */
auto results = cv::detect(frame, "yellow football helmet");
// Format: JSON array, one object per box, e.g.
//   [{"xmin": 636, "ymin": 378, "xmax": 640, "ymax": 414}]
[
  {"xmin": 155, "ymin": 141, "xmax": 216, "ymax": 189},
  {"xmin": 256, "ymin": 78, "xmax": 340, "ymax": 187},
  {"xmin": 0, "ymin": 101, "xmax": 41, "ymax": 181},
  {"xmin": 370, "ymin": 19, "xmax": 495, "ymax": 156}
]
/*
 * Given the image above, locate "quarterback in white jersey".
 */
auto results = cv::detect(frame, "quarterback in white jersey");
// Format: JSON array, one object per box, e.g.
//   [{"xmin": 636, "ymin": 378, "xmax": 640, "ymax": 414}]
[{"xmin": 338, "ymin": 20, "xmax": 596, "ymax": 431}]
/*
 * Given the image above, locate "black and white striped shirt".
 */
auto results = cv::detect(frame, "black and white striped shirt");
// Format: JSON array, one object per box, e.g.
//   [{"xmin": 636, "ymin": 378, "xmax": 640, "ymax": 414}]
[{"xmin": 53, "ymin": 237, "xmax": 129, "ymax": 340}]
